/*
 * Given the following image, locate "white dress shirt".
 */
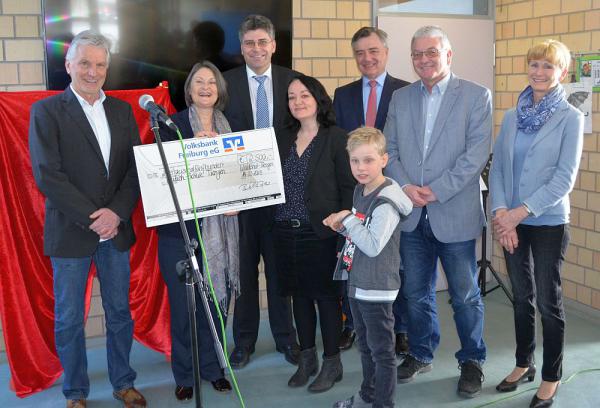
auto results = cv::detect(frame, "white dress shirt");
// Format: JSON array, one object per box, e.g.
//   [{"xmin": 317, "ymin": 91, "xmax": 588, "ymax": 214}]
[{"xmin": 70, "ymin": 85, "xmax": 111, "ymax": 174}]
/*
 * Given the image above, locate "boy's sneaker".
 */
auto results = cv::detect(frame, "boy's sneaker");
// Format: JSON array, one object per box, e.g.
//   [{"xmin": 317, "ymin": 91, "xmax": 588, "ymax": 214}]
[
  {"xmin": 332, "ymin": 393, "xmax": 372, "ymax": 408},
  {"xmin": 457, "ymin": 360, "xmax": 484, "ymax": 398},
  {"xmin": 397, "ymin": 355, "xmax": 432, "ymax": 383}
]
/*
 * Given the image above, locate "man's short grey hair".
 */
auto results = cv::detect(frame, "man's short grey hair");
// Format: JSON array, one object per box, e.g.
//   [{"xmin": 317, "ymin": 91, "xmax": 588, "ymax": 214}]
[
  {"xmin": 65, "ymin": 30, "xmax": 111, "ymax": 65},
  {"xmin": 351, "ymin": 27, "xmax": 388, "ymax": 49},
  {"xmin": 411, "ymin": 25, "xmax": 452, "ymax": 51},
  {"xmin": 238, "ymin": 14, "xmax": 275, "ymax": 42}
]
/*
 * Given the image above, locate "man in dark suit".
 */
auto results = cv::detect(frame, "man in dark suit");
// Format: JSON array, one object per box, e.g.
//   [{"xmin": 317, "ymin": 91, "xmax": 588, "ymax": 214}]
[
  {"xmin": 29, "ymin": 30, "xmax": 145, "ymax": 408},
  {"xmin": 332, "ymin": 27, "xmax": 411, "ymax": 354},
  {"xmin": 222, "ymin": 14, "xmax": 299, "ymax": 369}
]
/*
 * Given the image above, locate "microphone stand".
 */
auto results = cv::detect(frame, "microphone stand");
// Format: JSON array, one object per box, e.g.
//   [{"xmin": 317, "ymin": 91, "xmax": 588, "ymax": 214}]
[
  {"xmin": 478, "ymin": 154, "xmax": 514, "ymax": 304},
  {"xmin": 148, "ymin": 113, "xmax": 227, "ymax": 408}
]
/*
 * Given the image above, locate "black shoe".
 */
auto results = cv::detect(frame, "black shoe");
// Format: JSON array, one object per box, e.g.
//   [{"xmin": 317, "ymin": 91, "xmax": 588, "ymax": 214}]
[
  {"xmin": 397, "ymin": 355, "xmax": 432, "ymax": 383},
  {"xmin": 175, "ymin": 385, "xmax": 193, "ymax": 401},
  {"xmin": 529, "ymin": 383, "xmax": 559, "ymax": 408},
  {"xmin": 229, "ymin": 345, "xmax": 254, "ymax": 369},
  {"xmin": 211, "ymin": 378, "xmax": 232, "ymax": 393},
  {"xmin": 496, "ymin": 365, "xmax": 536, "ymax": 392},
  {"xmin": 395, "ymin": 333, "xmax": 409, "ymax": 356},
  {"xmin": 458, "ymin": 360, "xmax": 484, "ymax": 398},
  {"xmin": 288, "ymin": 347, "xmax": 318, "ymax": 387},
  {"xmin": 339, "ymin": 328, "xmax": 356, "ymax": 351},
  {"xmin": 308, "ymin": 353, "xmax": 343, "ymax": 393},
  {"xmin": 276, "ymin": 343, "xmax": 300, "ymax": 365}
]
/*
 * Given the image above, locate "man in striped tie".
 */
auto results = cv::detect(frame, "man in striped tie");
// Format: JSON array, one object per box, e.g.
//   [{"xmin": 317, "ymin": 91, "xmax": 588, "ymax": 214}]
[{"xmin": 223, "ymin": 14, "xmax": 300, "ymax": 369}]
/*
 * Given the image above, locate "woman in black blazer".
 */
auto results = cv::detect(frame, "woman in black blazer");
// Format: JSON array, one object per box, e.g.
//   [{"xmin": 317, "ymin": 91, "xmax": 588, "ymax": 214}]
[
  {"xmin": 274, "ymin": 75, "xmax": 355, "ymax": 393},
  {"xmin": 157, "ymin": 61, "xmax": 236, "ymax": 401}
]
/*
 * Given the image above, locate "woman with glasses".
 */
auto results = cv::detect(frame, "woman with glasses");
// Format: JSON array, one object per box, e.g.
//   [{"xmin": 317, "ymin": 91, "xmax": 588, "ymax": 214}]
[
  {"xmin": 157, "ymin": 60, "xmax": 237, "ymax": 401},
  {"xmin": 273, "ymin": 75, "xmax": 355, "ymax": 393},
  {"xmin": 489, "ymin": 40, "xmax": 584, "ymax": 408}
]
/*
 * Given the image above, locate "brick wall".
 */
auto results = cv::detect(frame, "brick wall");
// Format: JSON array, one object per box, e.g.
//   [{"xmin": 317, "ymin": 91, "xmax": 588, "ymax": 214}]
[
  {"xmin": 0, "ymin": 0, "xmax": 371, "ymax": 351},
  {"xmin": 292, "ymin": 0, "xmax": 371, "ymax": 95},
  {"xmin": 6, "ymin": 0, "xmax": 598, "ymax": 354},
  {"xmin": 492, "ymin": 0, "xmax": 600, "ymax": 309},
  {"xmin": 0, "ymin": 0, "xmax": 44, "ymax": 90}
]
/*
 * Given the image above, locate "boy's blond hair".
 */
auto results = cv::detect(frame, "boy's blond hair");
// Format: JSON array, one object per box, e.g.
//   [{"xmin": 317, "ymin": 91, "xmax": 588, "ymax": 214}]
[{"xmin": 347, "ymin": 127, "xmax": 387, "ymax": 156}]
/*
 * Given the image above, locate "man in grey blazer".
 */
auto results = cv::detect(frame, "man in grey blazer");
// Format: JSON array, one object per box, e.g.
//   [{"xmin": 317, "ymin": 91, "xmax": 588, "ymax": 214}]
[
  {"xmin": 29, "ymin": 30, "xmax": 145, "ymax": 408},
  {"xmin": 384, "ymin": 26, "xmax": 491, "ymax": 398}
]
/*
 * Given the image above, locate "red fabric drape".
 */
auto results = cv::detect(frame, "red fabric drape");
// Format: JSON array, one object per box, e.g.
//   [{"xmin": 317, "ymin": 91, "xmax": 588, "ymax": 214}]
[{"xmin": 0, "ymin": 85, "xmax": 175, "ymax": 397}]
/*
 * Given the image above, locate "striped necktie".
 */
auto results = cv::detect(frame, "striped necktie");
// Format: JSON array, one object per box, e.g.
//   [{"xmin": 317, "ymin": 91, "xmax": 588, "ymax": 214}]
[{"xmin": 254, "ymin": 75, "xmax": 269, "ymax": 128}]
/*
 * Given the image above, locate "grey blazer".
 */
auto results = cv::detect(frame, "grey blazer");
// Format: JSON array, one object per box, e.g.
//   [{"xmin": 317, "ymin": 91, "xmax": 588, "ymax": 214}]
[
  {"xmin": 489, "ymin": 100, "xmax": 584, "ymax": 218},
  {"xmin": 384, "ymin": 73, "xmax": 492, "ymax": 243}
]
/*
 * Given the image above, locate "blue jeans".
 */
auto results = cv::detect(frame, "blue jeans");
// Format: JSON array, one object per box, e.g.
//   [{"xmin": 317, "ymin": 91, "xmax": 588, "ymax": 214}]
[
  {"xmin": 51, "ymin": 240, "xmax": 136, "ymax": 400},
  {"xmin": 400, "ymin": 210, "xmax": 486, "ymax": 364},
  {"xmin": 350, "ymin": 298, "xmax": 396, "ymax": 408},
  {"xmin": 504, "ymin": 224, "xmax": 569, "ymax": 381}
]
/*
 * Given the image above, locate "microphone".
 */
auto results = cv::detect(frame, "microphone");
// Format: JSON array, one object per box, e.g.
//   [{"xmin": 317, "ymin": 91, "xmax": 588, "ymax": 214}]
[{"xmin": 138, "ymin": 94, "xmax": 177, "ymax": 130}]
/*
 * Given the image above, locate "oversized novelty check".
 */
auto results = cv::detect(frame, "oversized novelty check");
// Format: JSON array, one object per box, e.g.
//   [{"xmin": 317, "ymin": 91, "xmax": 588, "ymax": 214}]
[{"xmin": 134, "ymin": 127, "xmax": 285, "ymax": 227}]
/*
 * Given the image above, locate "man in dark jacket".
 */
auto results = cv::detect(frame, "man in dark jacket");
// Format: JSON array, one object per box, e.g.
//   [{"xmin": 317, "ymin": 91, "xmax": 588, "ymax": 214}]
[
  {"xmin": 222, "ymin": 14, "xmax": 299, "ymax": 369},
  {"xmin": 29, "ymin": 30, "xmax": 145, "ymax": 408}
]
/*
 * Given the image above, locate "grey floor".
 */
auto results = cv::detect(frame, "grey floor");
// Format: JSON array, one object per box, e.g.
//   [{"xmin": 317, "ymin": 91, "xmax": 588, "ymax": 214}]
[{"xmin": 2, "ymin": 290, "xmax": 600, "ymax": 408}]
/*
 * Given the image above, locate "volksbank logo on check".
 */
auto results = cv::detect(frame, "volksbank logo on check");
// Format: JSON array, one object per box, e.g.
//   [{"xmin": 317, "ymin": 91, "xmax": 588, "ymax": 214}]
[{"xmin": 222, "ymin": 135, "xmax": 245, "ymax": 152}]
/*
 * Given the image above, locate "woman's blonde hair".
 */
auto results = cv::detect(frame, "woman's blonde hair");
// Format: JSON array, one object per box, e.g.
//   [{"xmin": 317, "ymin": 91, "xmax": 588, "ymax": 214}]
[{"xmin": 527, "ymin": 39, "xmax": 571, "ymax": 71}]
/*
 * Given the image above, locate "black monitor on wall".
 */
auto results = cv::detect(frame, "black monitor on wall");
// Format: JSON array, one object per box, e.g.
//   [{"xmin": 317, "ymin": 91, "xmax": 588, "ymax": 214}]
[{"xmin": 44, "ymin": 0, "xmax": 292, "ymax": 110}]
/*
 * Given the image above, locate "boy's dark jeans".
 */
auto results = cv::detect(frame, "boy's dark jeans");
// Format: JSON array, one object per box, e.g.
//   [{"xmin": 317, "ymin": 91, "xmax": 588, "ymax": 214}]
[
  {"xmin": 503, "ymin": 224, "xmax": 569, "ymax": 381},
  {"xmin": 349, "ymin": 298, "xmax": 396, "ymax": 408}
]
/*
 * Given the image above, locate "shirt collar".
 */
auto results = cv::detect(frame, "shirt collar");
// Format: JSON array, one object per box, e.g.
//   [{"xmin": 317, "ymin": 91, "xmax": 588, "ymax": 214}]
[
  {"xmin": 70, "ymin": 84, "xmax": 106, "ymax": 108},
  {"xmin": 246, "ymin": 64, "xmax": 273, "ymax": 81},
  {"xmin": 362, "ymin": 71, "xmax": 387, "ymax": 88},
  {"xmin": 420, "ymin": 72, "xmax": 451, "ymax": 95}
]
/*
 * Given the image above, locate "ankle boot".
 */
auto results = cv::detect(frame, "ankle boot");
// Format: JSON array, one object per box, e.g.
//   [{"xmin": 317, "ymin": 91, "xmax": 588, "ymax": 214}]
[
  {"xmin": 307, "ymin": 352, "xmax": 343, "ymax": 393},
  {"xmin": 288, "ymin": 347, "xmax": 318, "ymax": 387}
]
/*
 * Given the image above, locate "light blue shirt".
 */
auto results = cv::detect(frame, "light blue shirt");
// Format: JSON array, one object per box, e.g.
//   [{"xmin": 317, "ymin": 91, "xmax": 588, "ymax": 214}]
[
  {"xmin": 246, "ymin": 64, "xmax": 274, "ymax": 127},
  {"xmin": 362, "ymin": 72, "xmax": 387, "ymax": 124},
  {"xmin": 420, "ymin": 73, "xmax": 451, "ymax": 158}
]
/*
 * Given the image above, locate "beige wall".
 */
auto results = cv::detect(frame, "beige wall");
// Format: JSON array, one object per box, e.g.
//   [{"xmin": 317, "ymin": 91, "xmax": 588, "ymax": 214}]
[
  {"xmin": 2, "ymin": 0, "xmax": 599, "ymax": 352},
  {"xmin": 492, "ymin": 0, "xmax": 600, "ymax": 310},
  {"xmin": 292, "ymin": 0, "xmax": 371, "ymax": 95},
  {"xmin": 0, "ymin": 0, "xmax": 371, "ymax": 350},
  {"xmin": 0, "ymin": 0, "xmax": 44, "ymax": 90}
]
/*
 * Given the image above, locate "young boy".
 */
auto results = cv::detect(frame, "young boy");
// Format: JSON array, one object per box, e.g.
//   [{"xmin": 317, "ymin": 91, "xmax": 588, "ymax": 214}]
[{"xmin": 323, "ymin": 127, "xmax": 412, "ymax": 408}]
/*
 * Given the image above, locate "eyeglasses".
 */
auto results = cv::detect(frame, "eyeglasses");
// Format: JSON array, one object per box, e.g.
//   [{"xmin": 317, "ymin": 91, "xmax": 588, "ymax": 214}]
[
  {"xmin": 411, "ymin": 48, "xmax": 444, "ymax": 60},
  {"xmin": 242, "ymin": 39, "xmax": 273, "ymax": 49}
]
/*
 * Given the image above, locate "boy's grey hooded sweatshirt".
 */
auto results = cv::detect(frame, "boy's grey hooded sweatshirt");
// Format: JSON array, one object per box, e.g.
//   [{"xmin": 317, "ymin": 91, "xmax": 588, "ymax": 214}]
[{"xmin": 334, "ymin": 177, "xmax": 412, "ymax": 299}]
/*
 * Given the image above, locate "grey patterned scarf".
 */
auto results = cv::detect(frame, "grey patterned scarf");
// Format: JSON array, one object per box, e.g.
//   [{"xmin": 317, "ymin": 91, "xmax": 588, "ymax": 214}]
[{"xmin": 189, "ymin": 105, "xmax": 240, "ymax": 313}]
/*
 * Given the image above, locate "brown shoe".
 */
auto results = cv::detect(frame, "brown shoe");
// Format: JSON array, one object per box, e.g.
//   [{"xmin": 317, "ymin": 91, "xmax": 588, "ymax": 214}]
[
  {"xmin": 66, "ymin": 400, "xmax": 86, "ymax": 408},
  {"xmin": 113, "ymin": 387, "xmax": 147, "ymax": 408}
]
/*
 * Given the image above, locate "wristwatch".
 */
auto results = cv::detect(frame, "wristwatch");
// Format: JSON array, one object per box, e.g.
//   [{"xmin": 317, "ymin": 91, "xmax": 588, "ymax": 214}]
[{"xmin": 522, "ymin": 203, "xmax": 533, "ymax": 216}]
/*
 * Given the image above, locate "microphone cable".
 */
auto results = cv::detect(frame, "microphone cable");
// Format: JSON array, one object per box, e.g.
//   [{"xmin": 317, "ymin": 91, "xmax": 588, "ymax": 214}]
[{"xmin": 174, "ymin": 127, "xmax": 246, "ymax": 408}]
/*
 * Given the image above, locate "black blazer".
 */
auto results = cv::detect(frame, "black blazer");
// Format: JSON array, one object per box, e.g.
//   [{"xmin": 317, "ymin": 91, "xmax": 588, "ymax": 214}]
[
  {"xmin": 29, "ymin": 87, "xmax": 141, "ymax": 257},
  {"xmin": 156, "ymin": 108, "xmax": 208, "ymax": 239},
  {"xmin": 222, "ymin": 64, "xmax": 298, "ymax": 132},
  {"xmin": 333, "ymin": 74, "xmax": 410, "ymax": 133},
  {"xmin": 277, "ymin": 125, "xmax": 356, "ymax": 239}
]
